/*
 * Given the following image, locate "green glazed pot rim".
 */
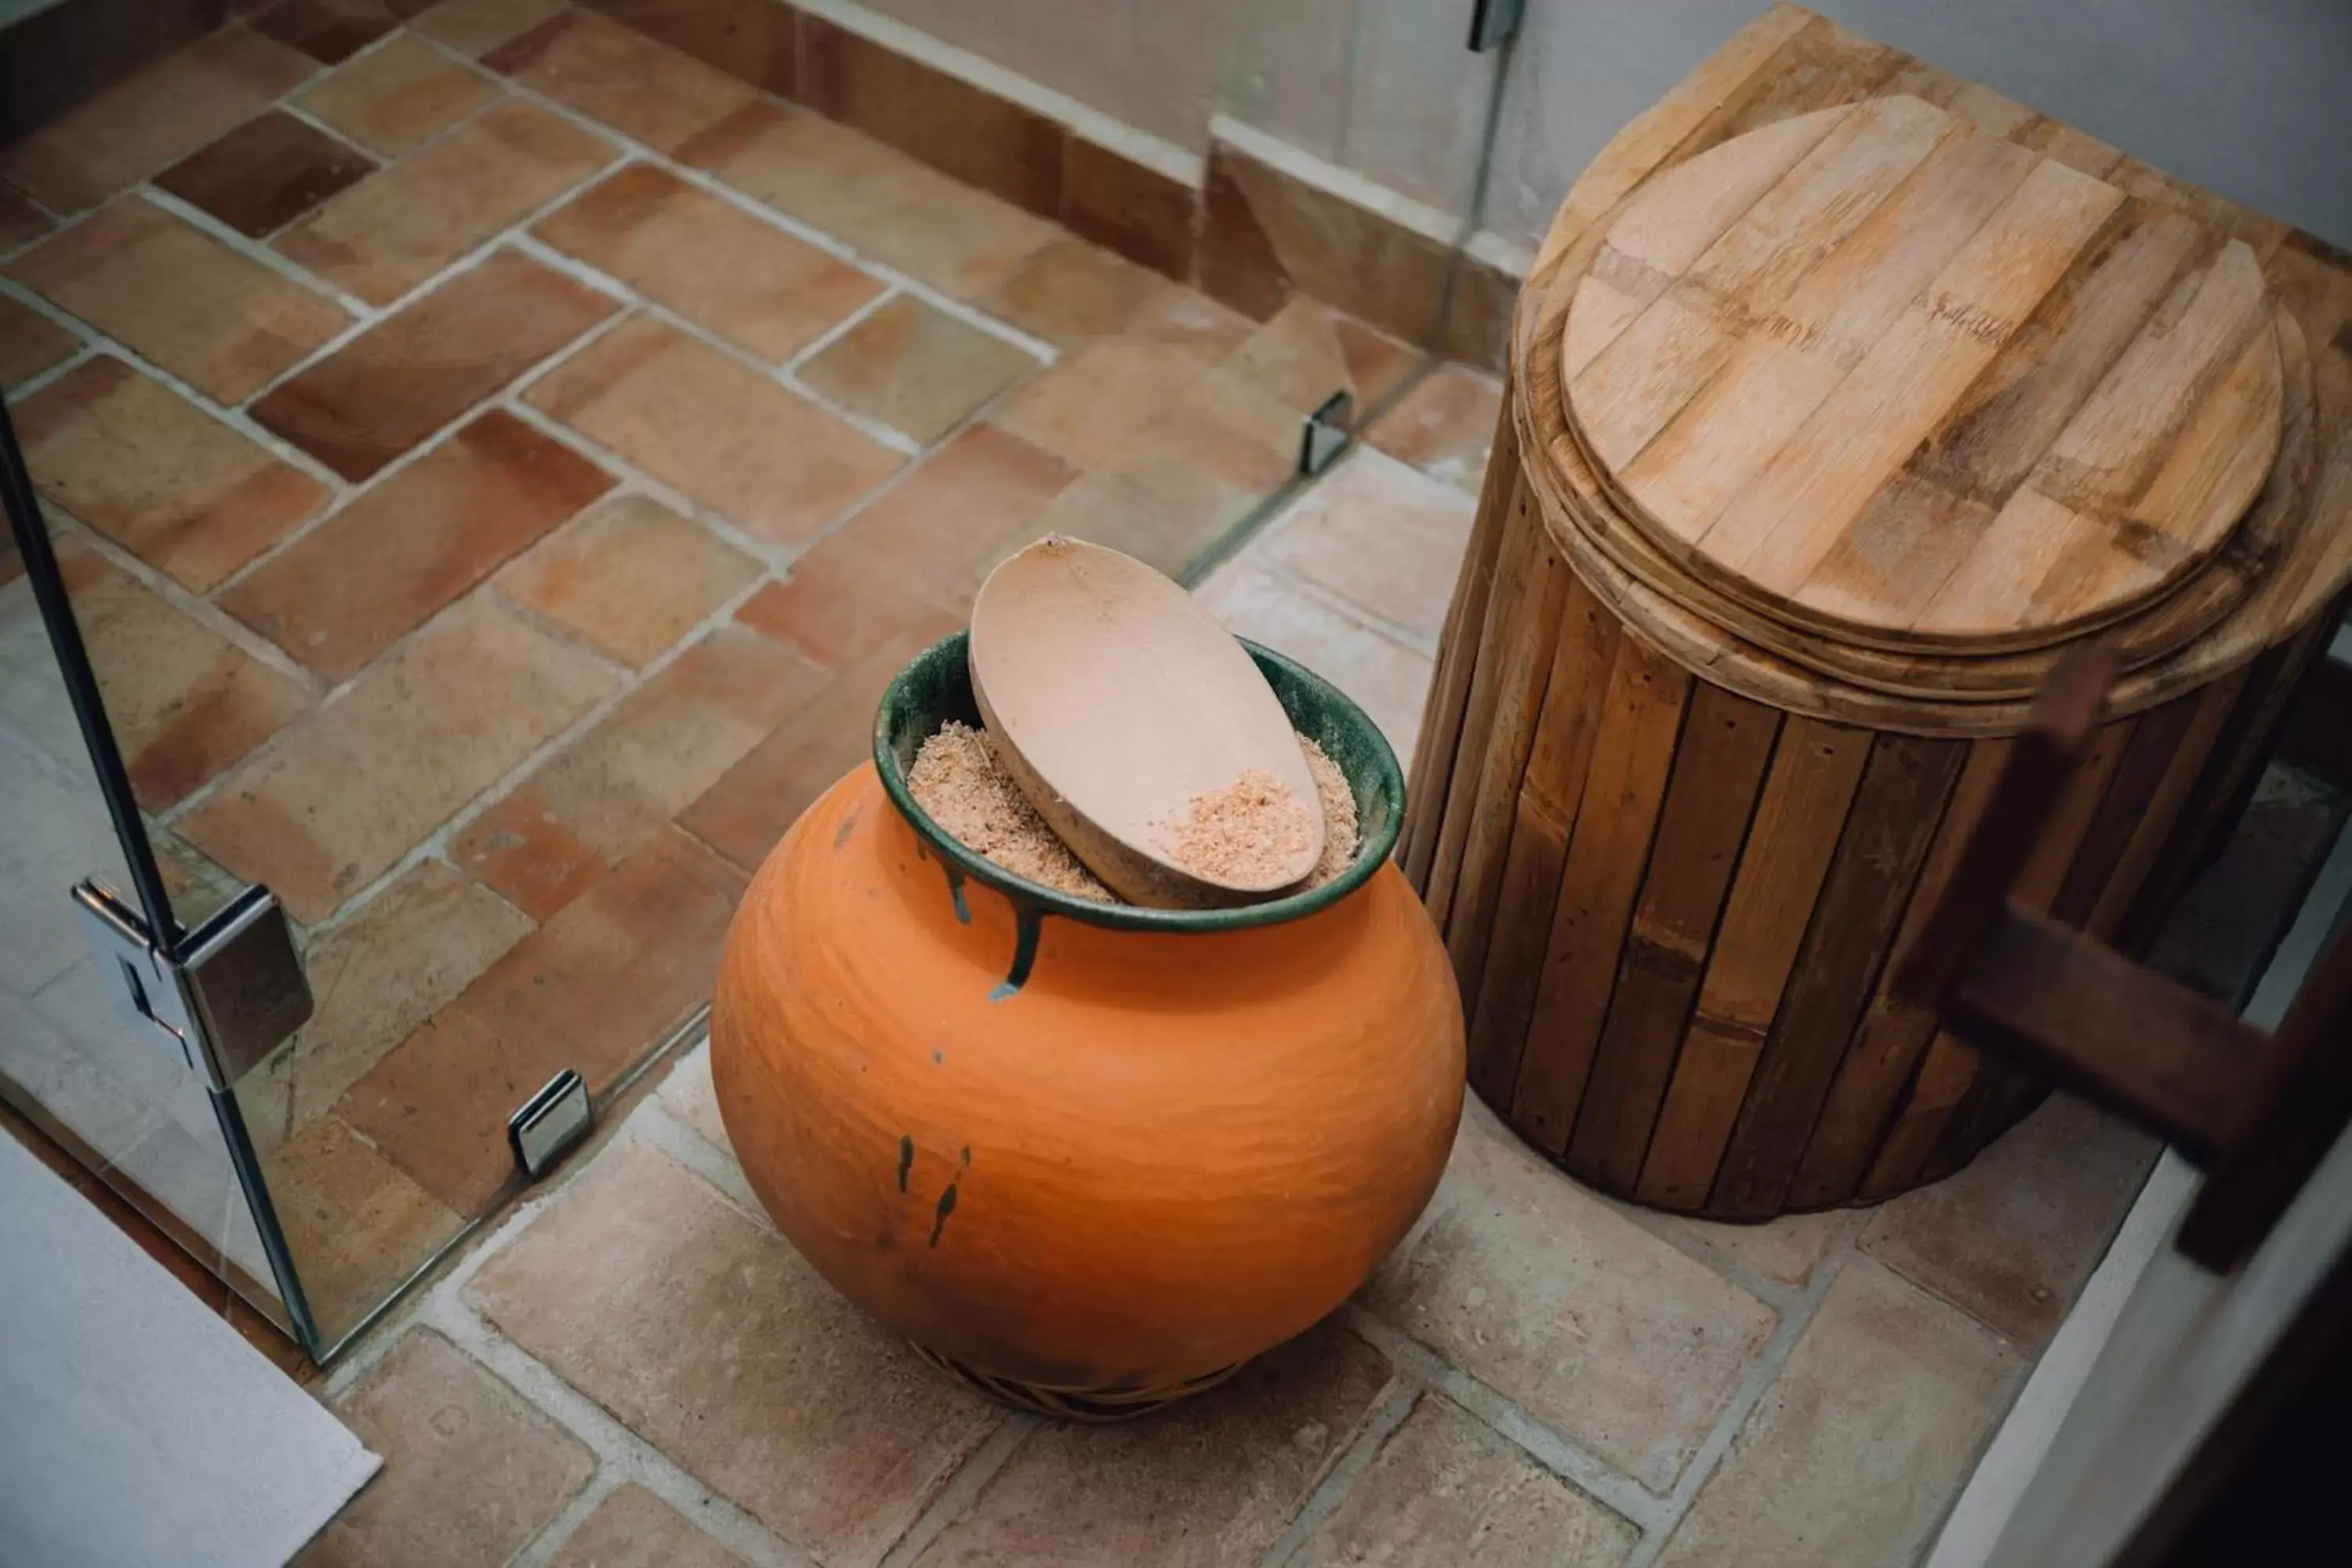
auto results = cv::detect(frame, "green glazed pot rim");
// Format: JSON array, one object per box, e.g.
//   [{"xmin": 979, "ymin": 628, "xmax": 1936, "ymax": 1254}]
[{"xmin": 873, "ymin": 631, "xmax": 1406, "ymax": 934}]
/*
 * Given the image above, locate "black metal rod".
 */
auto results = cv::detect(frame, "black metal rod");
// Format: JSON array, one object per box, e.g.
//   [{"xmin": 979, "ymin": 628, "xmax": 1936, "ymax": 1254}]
[{"xmin": 0, "ymin": 394, "xmax": 183, "ymax": 947}]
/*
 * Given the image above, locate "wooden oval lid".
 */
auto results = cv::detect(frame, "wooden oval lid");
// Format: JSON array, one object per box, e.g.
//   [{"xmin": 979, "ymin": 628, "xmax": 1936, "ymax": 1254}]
[
  {"xmin": 1561, "ymin": 94, "xmax": 2285, "ymax": 656},
  {"xmin": 967, "ymin": 538, "xmax": 1323, "ymax": 906}
]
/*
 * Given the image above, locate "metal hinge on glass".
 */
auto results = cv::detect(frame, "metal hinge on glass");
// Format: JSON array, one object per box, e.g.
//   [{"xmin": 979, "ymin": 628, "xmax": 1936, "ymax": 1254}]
[{"xmin": 72, "ymin": 880, "xmax": 313, "ymax": 1092}]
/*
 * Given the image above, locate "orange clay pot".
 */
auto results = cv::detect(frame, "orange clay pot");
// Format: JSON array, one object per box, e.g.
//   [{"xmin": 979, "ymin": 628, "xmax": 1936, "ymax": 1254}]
[{"xmin": 710, "ymin": 635, "xmax": 1463, "ymax": 1410}]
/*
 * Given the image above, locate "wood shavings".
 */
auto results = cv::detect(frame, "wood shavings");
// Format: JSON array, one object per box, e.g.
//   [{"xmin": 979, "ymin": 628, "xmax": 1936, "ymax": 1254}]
[
  {"xmin": 909, "ymin": 725, "xmax": 1363, "ymax": 903},
  {"xmin": 908, "ymin": 722, "xmax": 1115, "ymax": 902}
]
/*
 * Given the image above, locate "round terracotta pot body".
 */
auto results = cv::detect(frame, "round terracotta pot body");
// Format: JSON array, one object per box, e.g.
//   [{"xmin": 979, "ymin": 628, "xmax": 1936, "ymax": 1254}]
[{"xmin": 711, "ymin": 637, "xmax": 1464, "ymax": 1399}]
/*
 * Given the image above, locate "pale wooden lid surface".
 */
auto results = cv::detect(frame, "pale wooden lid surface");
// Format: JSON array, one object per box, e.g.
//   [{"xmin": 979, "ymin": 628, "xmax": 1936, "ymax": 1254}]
[{"xmin": 1561, "ymin": 95, "xmax": 2285, "ymax": 654}]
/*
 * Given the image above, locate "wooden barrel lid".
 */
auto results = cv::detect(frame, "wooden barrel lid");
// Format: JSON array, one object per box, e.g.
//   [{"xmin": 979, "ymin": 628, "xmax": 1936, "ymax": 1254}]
[{"xmin": 1561, "ymin": 95, "xmax": 2285, "ymax": 657}]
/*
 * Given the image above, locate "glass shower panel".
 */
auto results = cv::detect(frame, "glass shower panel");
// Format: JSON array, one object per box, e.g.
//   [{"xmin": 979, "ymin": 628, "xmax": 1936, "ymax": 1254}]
[{"xmin": 0, "ymin": 498, "xmax": 289, "ymax": 1333}]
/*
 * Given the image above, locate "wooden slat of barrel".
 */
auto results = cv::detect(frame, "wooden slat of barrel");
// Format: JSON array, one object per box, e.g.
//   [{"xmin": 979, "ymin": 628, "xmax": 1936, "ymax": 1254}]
[
  {"xmin": 1857, "ymin": 713, "xmax": 2139, "ymax": 1196},
  {"xmin": 1508, "ymin": 636, "xmax": 1691, "ymax": 1154},
  {"xmin": 1401, "ymin": 387, "xmax": 1520, "ymax": 884},
  {"xmin": 1564, "ymin": 682, "xmax": 1779, "ymax": 1189},
  {"xmin": 1463, "ymin": 574, "xmax": 1623, "ymax": 1105},
  {"xmin": 1424, "ymin": 480, "xmax": 1545, "ymax": 928},
  {"xmin": 1711, "ymin": 731, "xmax": 1968, "ymax": 1217},
  {"xmin": 1632, "ymin": 714, "xmax": 1871, "ymax": 1203},
  {"xmin": 1445, "ymin": 488, "xmax": 1575, "ymax": 991},
  {"xmin": 1784, "ymin": 739, "xmax": 2013, "ymax": 1206}
]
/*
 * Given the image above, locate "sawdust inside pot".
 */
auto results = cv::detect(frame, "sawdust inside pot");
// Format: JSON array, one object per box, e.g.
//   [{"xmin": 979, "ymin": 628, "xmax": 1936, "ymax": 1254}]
[{"xmin": 909, "ymin": 722, "xmax": 1359, "ymax": 903}]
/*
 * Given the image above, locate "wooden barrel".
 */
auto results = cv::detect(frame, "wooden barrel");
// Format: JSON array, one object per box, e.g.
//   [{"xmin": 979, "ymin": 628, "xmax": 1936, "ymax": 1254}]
[{"xmin": 1403, "ymin": 7, "xmax": 2352, "ymax": 1219}]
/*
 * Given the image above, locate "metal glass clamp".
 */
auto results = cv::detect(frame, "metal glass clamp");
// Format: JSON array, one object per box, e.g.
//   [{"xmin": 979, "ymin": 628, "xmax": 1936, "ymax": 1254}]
[
  {"xmin": 508, "ymin": 1069, "xmax": 593, "ymax": 1180},
  {"xmin": 72, "ymin": 880, "xmax": 313, "ymax": 1091},
  {"xmin": 1298, "ymin": 390, "xmax": 1353, "ymax": 477}
]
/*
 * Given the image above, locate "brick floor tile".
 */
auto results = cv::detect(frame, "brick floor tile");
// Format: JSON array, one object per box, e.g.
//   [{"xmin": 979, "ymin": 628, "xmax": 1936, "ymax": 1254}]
[
  {"xmin": 409, "ymin": 0, "xmax": 564, "ymax": 56},
  {"xmin": 248, "ymin": 859, "xmax": 535, "ymax": 1140},
  {"xmin": 1654, "ymin": 1260, "xmax": 2023, "ymax": 1568},
  {"xmin": 1224, "ymin": 298, "xmax": 1417, "ymax": 417},
  {"xmin": 1258, "ymin": 448, "xmax": 1474, "ymax": 647},
  {"xmin": 989, "ymin": 339, "xmax": 1210, "ymax": 470},
  {"xmin": 1031, "ymin": 458, "xmax": 1252, "ymax": 583},
  {"xmin": 683, "ymin": 101, "xmax": 1054, "ymax": 302},
  {"xmin": 495, "ymin": 492, "xmax": 760, "ymax": 667},
  {"xmin": 1295, "ymin": 1397, "xmax": 1635, "ymax": 1568},
  {"xmin": 526, "ymin": 316, "xmax": 902, "ymax": 546},
  {"xmin": 0, "ymin": 187, "xmax": 53, "ymax": 252},
  {"xmin": 154, "ymin": 111, "xmax": 376, "ymax": 238},
  {"xmin": 1649, "ymin": 1208, "xmax": 1848, "ymax": 1292},
  {"xmin": 914, "ymin": 1325, "xmax": 1395, "ymax": 1568},
  {"xmin": 0, "ymin": 29, "xmax": 318, "ymax": 212},
  {"xmin": 179, "ymin": 594, "xmax": 616, "ymax": 922},
  {"xmin": 797, "ymin": 296, "xmax": 1035, "ymax": 445},
  {"xmin": 221, "ymin": 409, "xmax": 615, "ymax": 680},
  {"xmin": 341, "ymin": 827, "xmax": 745, "ymax": 1210},
  {"xmin": 9, "ymin": 197, "xmax": 348, "ymax": 401},
  {"xmin": 252, "ymin": 249, "xmax": 616, "ymax": 480},
  {"xmin": 546, "ymin": 1484, "xmax": 745, "ymax": 1568},
  {"xmin": 1359, "ymin": 1109, "xmax": 1777, "ymax": 1493},
  {"xmin": 467, "ymin": 1139, "xmax": 997, "ymax": 1565},
  {"xmin": 13, "ymin": 357, "xmax": 327, "ymax": 590},
  {"xmin": 678, "ymin": 612, "xmax": 959, "ymax": 873},
  {"xmin": 533, "ymin": 164, "xmax": 879, "ymax": 361},
  {"xmin": 251, "ymin": 0, "xmax": 401, "ymax": 65},
  {"xmin": 277, "ymin": 99, "xmax": 617, "ymax": 305},
  {"xmin": 980, "ymin": 236, "xmax": 1250, "ymax": 361},
  {"xmin": 303, "ymin": 1329, "xmax": 594, "ymax": 1566},
  {"xmin": 1363, "ymin": 363, "xmax": 1501, "ymax": 494},
  {"xmin": 53, "ymin": 544, "xmax": 310, "ymax": 810},
  {"xmin": 452, "ymin": 627, "xmax": 824, "ymax": 918},
  {"xmin": 260, "ymin": 1112, "xmax": 464, "ymax": 1340},
  {"xmin": 655, "ymin": 1041, "xmax": 728, "ymax": 1152},
  {"xmin": 729, "ymin": 423, "xmax": 1074, "ymax": 667},
  {"xmin": 295, "ymin": 32, "xmax": 502, "ymax": 156},
  {"xmin": 1193, "ymin": 562, "xmax": 1433, "ymax": 767},
  {"xmin": 1860, "ymin": 1095, "xmax": 2157, "ymax": 1347},
  {"xmin": 486, "ymin": 9, "xmax": 757, "ymax": 154}
]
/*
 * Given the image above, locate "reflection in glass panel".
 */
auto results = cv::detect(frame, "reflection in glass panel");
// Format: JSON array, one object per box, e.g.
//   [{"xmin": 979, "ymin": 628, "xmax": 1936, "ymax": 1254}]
[{"xmin": 0, "ymin": 562, "xmax": 284, "ymax": 1322}]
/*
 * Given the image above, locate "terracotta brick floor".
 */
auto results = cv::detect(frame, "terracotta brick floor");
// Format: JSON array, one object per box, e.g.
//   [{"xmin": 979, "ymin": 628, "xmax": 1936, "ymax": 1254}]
[{"xmin": 0, "ymin": 4, "xmax": 1475, "ymax": 1347}]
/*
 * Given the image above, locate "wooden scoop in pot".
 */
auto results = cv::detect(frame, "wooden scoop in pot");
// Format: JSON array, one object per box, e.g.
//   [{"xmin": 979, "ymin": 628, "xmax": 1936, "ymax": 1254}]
[{"xmin": 968, "ymin": 538, "xmax": 1325, "ymax": 907}]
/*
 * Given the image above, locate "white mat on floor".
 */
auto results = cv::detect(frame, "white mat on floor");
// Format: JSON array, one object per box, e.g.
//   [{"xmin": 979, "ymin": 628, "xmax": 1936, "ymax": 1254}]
[{"xmin": 0, "ymin": 1132, "xmax": 379, "ymax": 1567}]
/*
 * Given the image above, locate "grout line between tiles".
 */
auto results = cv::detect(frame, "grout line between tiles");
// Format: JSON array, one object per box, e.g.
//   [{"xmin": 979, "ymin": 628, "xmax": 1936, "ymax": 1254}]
[
  {"xmin": 391, "ymin": 1141, "xmax": 821, "ymax": 1567},
  {"xmin": 1619, "ymin": 1246, "xmax": 1853, "ymax": 1567},
  {"xmin": 494, "ymin": 394, "xmax": 803, "ymax": 573},
  {"xmin": 201, "ymin": 302, "xmax": 643, "ymax": 606},
  {"xmin": 775, "ymin": 281, "xmax": 906, "ymax": 374},
  {"xmin": 49, "ymin": 511, "xmax": 326, "ymax": 695},
  {"xmin": 271, "ymin": 99, "xmax": 394, "ymax": 165},
  {"xmin": 0, "ymin": 271, "xmax": 356, "ymax": 496},
  {"xmin": 874, "ymin": 1410, "xmax": 1038, "ymax": 1568},
  {"xmin": 3, "ymin": 340, "xmax": 99, "ymax": 401},
  {"xmin": 459, "ymin": 59, "xmax": 1064, "ymax": 364},
  {"xmin": 140, "ymin": 183, "xmax": 378, "ymax": 319},
  {"xmin": 165, "ymin": 557, "xmax": 776, "ymax": 942},
  {"xmin": 1254, "ymin": 1380, "xmax": 1421, "ymax": 1568},
  {"xmin": 500, "ymin": 226, "xmax": 923, "ymax": 457},
  {"xmin": 1337, "ymin": 1305, "xmax": 1671, "ymax": 1534}
]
